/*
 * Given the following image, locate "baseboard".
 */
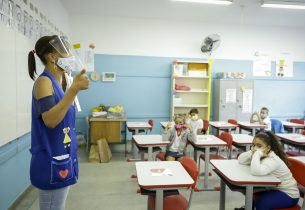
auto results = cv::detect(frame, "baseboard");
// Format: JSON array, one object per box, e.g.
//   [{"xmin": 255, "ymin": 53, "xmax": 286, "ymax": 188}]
[{"xmin": 8, "ymin": 185, "xmax": 33, "ymax": 210}]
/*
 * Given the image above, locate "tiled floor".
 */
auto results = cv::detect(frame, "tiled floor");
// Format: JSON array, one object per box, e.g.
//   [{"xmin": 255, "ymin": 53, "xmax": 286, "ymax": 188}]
[{"xmin": 11, "ymin": 147, "xmax": 248, "ymax": 210}]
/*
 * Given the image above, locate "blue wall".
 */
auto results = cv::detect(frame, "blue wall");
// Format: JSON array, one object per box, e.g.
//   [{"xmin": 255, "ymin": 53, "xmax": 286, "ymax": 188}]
[
  {"xmin": 0, "ymin": 133, "xmax": 31, "ymax": 210},
  {"xmin": 76, "ymin": 54, "xmax": 305, "ymax": 138}
]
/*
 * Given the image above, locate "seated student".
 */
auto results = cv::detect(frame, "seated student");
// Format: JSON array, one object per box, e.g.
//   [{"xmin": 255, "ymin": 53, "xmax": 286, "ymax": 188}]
[
  {"xmin": 236, "ymin": 131, "xmax": 299, "ymax": 210},
  {"xmin": 186, "ymin": 108, "xmax": 204, "ymax": 134},
  {"xmin": 163, "ymin": 114, "xmax": 196, "ymax": 161},
  {"xmin": 250, "ymin": 107, "xmax": 272, "ymax": 131}
]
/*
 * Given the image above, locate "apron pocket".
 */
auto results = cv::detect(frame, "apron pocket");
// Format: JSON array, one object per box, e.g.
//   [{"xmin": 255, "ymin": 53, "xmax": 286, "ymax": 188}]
[{"xmin": 50, "ymin": 157, "xmax": 74, "ymax": 184}]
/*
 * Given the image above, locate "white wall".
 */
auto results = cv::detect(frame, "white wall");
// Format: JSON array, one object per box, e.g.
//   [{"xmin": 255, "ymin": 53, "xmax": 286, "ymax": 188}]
[{"xmin": 70, "ymin": 15, "xmax": 305, "ymax": 61}]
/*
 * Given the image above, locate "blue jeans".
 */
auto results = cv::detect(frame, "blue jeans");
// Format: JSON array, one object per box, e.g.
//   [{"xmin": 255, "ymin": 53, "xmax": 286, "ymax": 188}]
[
  {"xmin": 39, "ymin": 186, "xmax": 70, "ymax": 210},
  {"xmin": 254, "ymin": 190, "xmax": 299, "ymax": 210},
  {"xmin": 165, "ymin": 150, "xmax": 185, "ymax": 160}
]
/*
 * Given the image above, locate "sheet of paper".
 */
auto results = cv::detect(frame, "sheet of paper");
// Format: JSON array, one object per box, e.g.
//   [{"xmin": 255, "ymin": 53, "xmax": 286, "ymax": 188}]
[
  {"xmin": 225, "ymin": 88, "xmax": 236, "ymax": 103},
  {"xmin": 276, "ymin": 52, "xmax": 293, "ymax": 77},
  {"xmin": 253, "ymin": 52, "xmax": 271, "ymax": 77},
  {"xmin": 242, "ymin": 89, "xmax": 253, "ymax": 113},
  {"xmin": 151, "ymin": 168, "xmax": 173, "ymax": 176}
]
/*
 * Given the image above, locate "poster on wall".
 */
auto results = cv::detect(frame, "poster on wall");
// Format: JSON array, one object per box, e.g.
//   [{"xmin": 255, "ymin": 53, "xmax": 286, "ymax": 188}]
[
  {"xmin": 225, "ymin": 89, "xmax": 236, "ymax": 103},
  {"xmin": 253, "ymin": 51, "xmax": 271, "ymax": 77},
  {"xmin": 242, "ymin": 89, "xmax": 253, "ymax": 113},
  {"xmin": 276, "ymin": 52, "xmax": 293, "ymax": 77}
]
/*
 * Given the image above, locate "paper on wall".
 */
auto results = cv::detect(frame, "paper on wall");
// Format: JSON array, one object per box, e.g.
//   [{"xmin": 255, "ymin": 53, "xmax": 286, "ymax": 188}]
[
  {"xmin": 253, "ymin": 52, "xmax": 271, "ymax": 77},
  {"xmin": 242, "ymin": 89, "xmax": 252, "ymax": 113},
  {"xmin": 225, "ymin": 88, "xmax": 236, "ymax": 103},
  {"xmin": 276, "ymin": 52, "xmax": 293, "ymax": 77}
]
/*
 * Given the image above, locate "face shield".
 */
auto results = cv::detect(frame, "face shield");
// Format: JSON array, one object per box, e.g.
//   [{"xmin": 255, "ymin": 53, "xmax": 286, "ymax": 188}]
[{"xmin": 49, "ymin": 36, "xmax": 84, "ymax": 72}]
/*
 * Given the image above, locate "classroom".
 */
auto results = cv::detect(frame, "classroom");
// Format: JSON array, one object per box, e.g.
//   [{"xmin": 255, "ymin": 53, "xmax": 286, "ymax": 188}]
[{"xmin": 1, "ymin": 0, "xmax": 305, "ymax": 210}]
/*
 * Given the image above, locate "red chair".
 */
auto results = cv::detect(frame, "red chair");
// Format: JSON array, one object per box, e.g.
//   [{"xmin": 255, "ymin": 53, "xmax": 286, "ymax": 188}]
[
  {"xmin": 201, "ymin": 120, "xmax": 209, "ymax": 134},
  {"xmin": 198, "ymin": 132, "xmax": 233, "ymax": 177},
  {"xmin": 228, "ymin": 119, "xmax": 238, "ymax": 133},
  {"xmin": 155, "ymin": 151, "xmax": 165, "ymax": 161},
  {"xmin": 147, "ymin": 157, "xmax": 198, "ymax": 210},
  {"xmin": 290, "ymin": 119, "xmax": 305, "ymax": 125},
  {"xmin": 274, "ymin": 158, "xmax": 305, "ymax": 210}
]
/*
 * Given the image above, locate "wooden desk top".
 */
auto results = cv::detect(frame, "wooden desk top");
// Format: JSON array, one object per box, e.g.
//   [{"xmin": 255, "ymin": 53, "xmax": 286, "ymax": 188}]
[
  {"xmin": 189, "ymin": 135, "xmax": 227, "ymax": 147},
  {"xmin": 90, "ymin": 117, "xmax": 127, "ymax": 122},
  {"xmin": 210, "ymin": 159, "xmax": 281, "ymax": 186},
  {"xmin": 133, "ymin": 135, "xmax": 170, "ymax": 146},
  {"xmin": 136, "ymin": 161, "xmax": 194, "ymax": 189},
  {"xmin": 209, "ymin": 121, "xmax": 238, "ymax": 129},
  {"xmin": 232, "ymin": 134, "xmax": 253, "ymax": 145}
]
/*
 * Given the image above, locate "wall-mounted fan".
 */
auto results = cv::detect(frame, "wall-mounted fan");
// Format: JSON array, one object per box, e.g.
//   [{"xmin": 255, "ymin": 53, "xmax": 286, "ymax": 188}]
[{"xmin": 201, "ymin": 34, "xmax": 221, "ymax": 56}]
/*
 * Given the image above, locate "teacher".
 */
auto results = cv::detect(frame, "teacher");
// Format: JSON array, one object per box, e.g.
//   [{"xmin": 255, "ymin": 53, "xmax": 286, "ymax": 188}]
[{"xmin": 28, "ymin": 35, "xmax": 89, "ymax": 210}]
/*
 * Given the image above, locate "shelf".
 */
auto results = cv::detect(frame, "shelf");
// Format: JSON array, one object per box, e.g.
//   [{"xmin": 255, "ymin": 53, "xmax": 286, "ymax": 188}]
[
  {"xmin": 174, "ymin": 76, "xmax": 209, "ymax": 79},
  {"xmin": 175, "ymin": 90, "xmax": 208, "ymax": 93},
  {"xmin": 174, "ymin": 60, "xmax": 208, "ymax": 64},
  {"xmin": 174, "ymin": 104, "xmax": 208, "ymax": 108}
]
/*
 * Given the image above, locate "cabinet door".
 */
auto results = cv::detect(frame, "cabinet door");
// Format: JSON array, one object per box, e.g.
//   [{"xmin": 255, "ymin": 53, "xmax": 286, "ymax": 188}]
[
  {"xmin": 236, "ymin": 81, "xmax": 253, "ymax": 121},
  {"xmin": 218, "ymin": 80, "xmax": 238, "ymax": 121}
]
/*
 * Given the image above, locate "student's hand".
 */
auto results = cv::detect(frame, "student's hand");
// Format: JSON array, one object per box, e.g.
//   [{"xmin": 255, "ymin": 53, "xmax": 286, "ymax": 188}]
[{"xmin": 72, "ymin": 69, "xmax": 89, "ymax": 91}]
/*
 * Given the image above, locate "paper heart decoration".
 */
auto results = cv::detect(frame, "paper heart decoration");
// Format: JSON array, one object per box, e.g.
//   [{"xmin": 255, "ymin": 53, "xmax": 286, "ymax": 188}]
[{"xmin": 59, "ymin": 169, "xmax": 69, "ymax": 179}]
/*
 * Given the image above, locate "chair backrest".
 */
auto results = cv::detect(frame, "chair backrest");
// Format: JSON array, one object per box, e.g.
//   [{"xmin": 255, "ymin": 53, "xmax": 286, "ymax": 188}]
[
  {"xmin": 271, "ymin": 118, "xmax": 284, "ymax": 133},
  {"xmin": 303, "ymin": 130, "xmax": 305, "ymax": 135},
  {"xmin": 228, "ymin": 119, "xmax": 238, "ymax": 125},
  {"xmin": 147, "ymin": 119, "xmax": 154, "ymax": 133},
  {"xmin": 288, "ymin": 157, "xmax": 305, "ymax": 187},
  {"xmin": 219, "ymin": 132, "xmax": 233, "ymax": 149},
  {"xmin": 202, "ymin": 119, "xmax": 209, "ymax": 134},
  {"xmin": 180, "ymin": 157, "xmax": 199, "ymax": 189},
  {"xmin": 290, "ymin": 119, "xmax": 305, "ymax": 125}
]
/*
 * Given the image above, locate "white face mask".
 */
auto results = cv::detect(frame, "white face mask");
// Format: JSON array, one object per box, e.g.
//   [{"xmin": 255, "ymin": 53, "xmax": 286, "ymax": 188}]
[
  {"xmin": 191, "ymin": 115, "xmax": 198, "ymax": 121},
  {"xmin": 56, "ymin": 56, "xmax": 76, "ymax": 72},
  {"xmin": 252, "ymin": 146, "xmax": 265, "ymax": 153}
]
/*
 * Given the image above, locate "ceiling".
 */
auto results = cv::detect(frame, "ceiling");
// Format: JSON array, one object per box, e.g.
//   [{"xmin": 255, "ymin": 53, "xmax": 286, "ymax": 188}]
[{"xmin": 60, "ymin": 0, "xmax": 305, "ymax": 27}]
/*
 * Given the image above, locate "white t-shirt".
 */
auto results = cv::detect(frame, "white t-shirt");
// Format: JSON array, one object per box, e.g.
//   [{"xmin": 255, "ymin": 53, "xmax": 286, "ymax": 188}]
[
  {"xmin": 186, "ymin": 118, "xmax": 204, "ymax": 134},
  {"xmin": 169, "ymin": 133, "xmax": 182, "ymax": 152},
  {"xmin": 263, "ymin": 116, "xmax": 272, "ymax": 131},
  {"xmin": 238, "ymin": 150, "xmax": 299, "ymax": 198}
]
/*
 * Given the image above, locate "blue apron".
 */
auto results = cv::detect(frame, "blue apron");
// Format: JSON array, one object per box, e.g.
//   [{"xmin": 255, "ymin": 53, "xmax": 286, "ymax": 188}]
[{"xmin": 30, "ymin": 70, "xmax": 78, "ymax": 190}]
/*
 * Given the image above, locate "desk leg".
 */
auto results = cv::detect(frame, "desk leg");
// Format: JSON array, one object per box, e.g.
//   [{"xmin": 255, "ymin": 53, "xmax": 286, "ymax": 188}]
[
  {"xmin": 252, "ymin": 128, "xmax": 255, "ymax": 137},
  {"xmin": 219, "ymin": 179, "xmax": 226, "ymax": 210},
  {"xmin": 246, "ymin": 145, "xmax": 251, "ymax": 151},
  {"xmin": 194, "ymin": 148, "xmax": 198, "ymax": 163},
  {"xmin": 148, "ymin": 147, "xmax": 153, "ymax": 161},
  {"xmin": 292, "ymin": 127, "xmax": 296, "ymax": 133},
  {"xmin": 245, "ymin": 186, "xmax": 253, "ymax": 210},
  {"xmin": 132, "ymin": 129, "xmax": 139, "ymax": 159},
  {"xmin": 204, "ymin": 147, "xmax": 210, "ymax": 189},
  {"xmin": 156, "ymin": 189, "xmax": 163, "ymax": 210}
]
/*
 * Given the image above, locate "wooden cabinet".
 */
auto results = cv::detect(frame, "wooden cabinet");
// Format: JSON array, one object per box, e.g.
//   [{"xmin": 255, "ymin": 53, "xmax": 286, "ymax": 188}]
[
  {"xmin": 89, "ymin": 118, "xmax": 127, "ymax": 144},
  {"xmin": 170, "ymin": 60, "xmax": 212, "ymax": 121}
]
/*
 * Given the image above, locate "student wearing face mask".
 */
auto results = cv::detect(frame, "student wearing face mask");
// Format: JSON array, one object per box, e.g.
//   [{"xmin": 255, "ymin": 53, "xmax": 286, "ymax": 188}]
[
  {"xmin": 236, "ymin": 131, "xmax": 299, "ymax": 210},
  {"xmin": 250, "ymin": 107, "xmax": 272, "ymax": 131},
  {"xmin": 186, "ymin": 108, "xmax": 204, "ymax": 134},
  {"xmin": 163, "ymin": 115, "xmax": 197, "ymax": 161},
  {"xmin": 28, "ymin": 35, "xmax": 89, "ymax": 210}
]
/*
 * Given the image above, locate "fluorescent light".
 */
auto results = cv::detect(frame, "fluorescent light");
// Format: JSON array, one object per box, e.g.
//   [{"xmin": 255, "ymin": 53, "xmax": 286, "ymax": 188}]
[
  {"xmin": 261, "ymin": 0, "xmax": 305, "ymax": 9},
  {"xmin": 171, "ymin": 0, "xmax": 233, "ymax": 5}
]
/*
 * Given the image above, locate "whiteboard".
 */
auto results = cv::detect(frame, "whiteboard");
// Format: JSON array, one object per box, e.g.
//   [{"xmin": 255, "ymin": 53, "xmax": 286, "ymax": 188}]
[{"xmin": 0, "ymin": 24, "xmax": 34, "ymax": 147}]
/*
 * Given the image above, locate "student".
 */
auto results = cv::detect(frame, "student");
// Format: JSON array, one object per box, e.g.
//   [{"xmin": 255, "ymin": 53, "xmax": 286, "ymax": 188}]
[
  {"xmin": 237, "ymin": 131, "xmax": 299, "ymax": 210},
  {"xmin": 163, "ymin": 114, "xmax": 197, "ymax": 161},
  {"xmin": 28, "ymin": 35, "xmax": 89, "ymax": 210},
  {"xmin": 186, "ymin": 108, "xmax": 204, "ymax": 134},
  {"xmin": 250, "ymin": 107, "xmax": 272, "ymax": 131}
]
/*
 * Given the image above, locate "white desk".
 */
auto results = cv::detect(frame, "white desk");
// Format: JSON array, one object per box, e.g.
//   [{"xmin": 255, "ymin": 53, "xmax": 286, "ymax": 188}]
[
  {"xmin": 160, "ymin": 122, "xmax": 174, "ymax": 129},
  {"xmin": 136, "ymin": 161, "xmax": 194, "ymax": 210},
  {"xmin": 133, "ymin": 135, "xmax": 170, "ymax": 161},
  {"xmin": 232, "ymin": 134, "xmax": 253, "ymax": 151},
  {"xmin": 209, "ymin": 121, "xmax": 238, "ymax": 136},
  {"xmin": 188, "ymin": 135, "xmax": 227, "ymax": 190},
  {"xmin": 237, "ymin": 122, "xmax": 266, "ymax": 136},
  {"xmin": 210, "ymin": 159, "xmax": 281, "ymax": 210},
  {"xmin": 282, "ymin": 121, "xmax": 305, "ymax": 133},
  {"xmin": 275, "ymin": 133, "xmax": 305, "ymax": 147},
  {"xmin": 127, "ymin": 122, "xmax": 152, "ymax": 160}
]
